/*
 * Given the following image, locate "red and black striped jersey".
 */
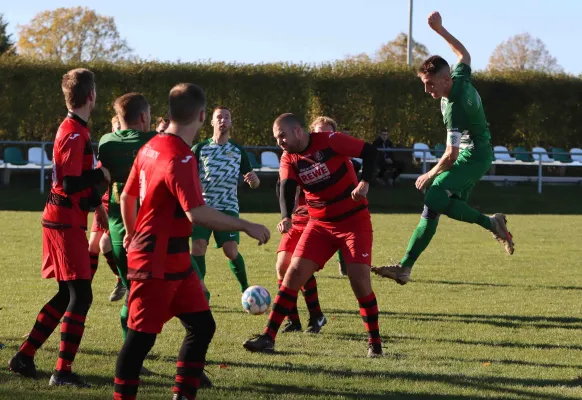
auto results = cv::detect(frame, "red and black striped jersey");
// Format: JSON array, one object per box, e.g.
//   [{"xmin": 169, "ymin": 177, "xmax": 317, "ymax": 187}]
[
  {"xmin": 280, "ymin": 131, "xmax": 367, "ymax": 222},
  {"xmin": 42, "ymin": 113, "xmax": 95, "ymax": 230},
  {"xmin": 124, "ymin": 134, "xmax": 205, "ymax": 280}
]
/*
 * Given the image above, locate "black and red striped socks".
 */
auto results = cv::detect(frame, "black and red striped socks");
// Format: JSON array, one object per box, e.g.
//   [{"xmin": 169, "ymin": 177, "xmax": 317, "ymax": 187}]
[
  {"xmin": 55, "ymin": 311, "xmax": 86, "ymax": 373},
  {"xmin": 358, "ymin": 292, "xmax": 381, "ymax": 345},
  {"xmin": 19, "ymin": 303, "xmax": 65, "ymax": 357},
  {"xmin": 173, "ymin": 361, "xmax": 204, "ymax": 399},
  {"xmin": 89, "ymin": 252, "xmax": 99, "ymax": 279},
  {"xmin": 264, "ymin": 285, "xmax": 298, "ymax": 341},
  {"xmin": 302, "ymin": 275, "xmax": 322, "ymax": 317}
]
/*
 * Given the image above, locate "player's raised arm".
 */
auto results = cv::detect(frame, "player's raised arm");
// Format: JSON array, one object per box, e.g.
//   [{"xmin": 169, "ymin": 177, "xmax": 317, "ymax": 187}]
[{"xmin": 428, "ymin": 11, "xmax": 471, "ymax": 66}]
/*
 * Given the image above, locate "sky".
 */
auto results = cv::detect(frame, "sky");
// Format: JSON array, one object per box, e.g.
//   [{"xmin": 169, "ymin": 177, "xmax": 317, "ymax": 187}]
[{"xmin": 4, "ymin": 0, "xmax": 582, "ymax": 74}]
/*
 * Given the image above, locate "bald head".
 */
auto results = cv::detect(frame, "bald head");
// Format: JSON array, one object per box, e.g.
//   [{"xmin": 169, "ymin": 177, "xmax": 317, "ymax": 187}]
[{"xmin": 273, "ymin": 113, "xmax": 308, "ymax": 153}]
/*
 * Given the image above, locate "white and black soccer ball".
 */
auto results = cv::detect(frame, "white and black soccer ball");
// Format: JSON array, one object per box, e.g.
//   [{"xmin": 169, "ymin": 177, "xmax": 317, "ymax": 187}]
[{"xmin": 241, "ymin": 285, "xmax": 271, "ymax": 315}]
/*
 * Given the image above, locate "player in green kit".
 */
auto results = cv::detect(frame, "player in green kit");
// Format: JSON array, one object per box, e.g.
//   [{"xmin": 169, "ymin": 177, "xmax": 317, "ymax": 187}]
[
  {"xmin": 372, "ymin": 11, "xmax": 515, "ymax": 285},
  {"xmin": 191, "ymin": 106, "xmax": 260, "ymax": 293},
  {"xmin": 97, "ymin": 93, "xmax": 158, "ymax": 340}
]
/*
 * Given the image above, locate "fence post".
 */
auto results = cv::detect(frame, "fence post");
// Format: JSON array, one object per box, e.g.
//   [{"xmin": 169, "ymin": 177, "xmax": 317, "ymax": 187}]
[
  {"xmin": 537, "ymin": 155, "xmax": 543, "ymax": 194},
  {"xmin": 40, "ymin": 142, "xmax": 46, "ymax": 194}
]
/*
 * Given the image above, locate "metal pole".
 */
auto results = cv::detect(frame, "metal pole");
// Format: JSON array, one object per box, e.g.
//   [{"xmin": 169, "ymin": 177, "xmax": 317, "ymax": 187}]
[
  {"xmin": 407, "ymin": 0, "xmax": 413, "ymax": 67},
  {"xmin": 40, "ymin": 143, "xmax": 45, "ymax": 194},
  {"xmin": 537, "ymin": 155, "xmax": 542, "ymax": 194}
]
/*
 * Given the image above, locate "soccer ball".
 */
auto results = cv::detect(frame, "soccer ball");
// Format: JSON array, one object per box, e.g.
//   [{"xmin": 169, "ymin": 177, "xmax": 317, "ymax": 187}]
[{"xmin": 241, "ymin": 285, "xmax": 271, "ymax": 315}]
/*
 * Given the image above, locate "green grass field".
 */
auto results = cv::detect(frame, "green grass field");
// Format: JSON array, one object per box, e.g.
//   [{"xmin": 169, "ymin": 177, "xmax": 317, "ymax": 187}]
[{"xmin": 1, "ymin": 211, "xmax": 582, "ymax": 399}]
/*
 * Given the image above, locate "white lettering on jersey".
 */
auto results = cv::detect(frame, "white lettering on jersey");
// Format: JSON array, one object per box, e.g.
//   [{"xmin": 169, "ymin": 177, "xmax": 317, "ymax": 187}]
[
  {"xmin": 298, "ymin": 163, "xmax": 330, "ymax": 185},
  {"xmin": 181, "ymin": 155, "xmax": 192, "ymax": 163},
  {"xmin": 142, "ymin": 147, "xmax": 159, "ymax": 160},
  {"xmin": 139, "ymin": 169, "xmax": 147, "ymax": 203},
  {"xmin": 69, "ymin": 133, "xmax": 80, "ymax": 140}
]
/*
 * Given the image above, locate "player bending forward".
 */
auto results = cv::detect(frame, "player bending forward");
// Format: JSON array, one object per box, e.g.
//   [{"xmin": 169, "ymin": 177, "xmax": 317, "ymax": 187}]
[
  {"xmin": 112, "ymin": 83, "xmax": 269, "ymax": 400},
  {"xmin": 244, "ymin": 113, "xmax": 383, "ymax": 358},
  {"xmin": 372, "ymin": 11, "xmax": 514, "ymax": 285}
]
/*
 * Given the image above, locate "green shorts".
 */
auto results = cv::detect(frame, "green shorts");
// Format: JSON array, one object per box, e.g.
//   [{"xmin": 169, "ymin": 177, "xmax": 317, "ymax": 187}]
[
  {"xmin": 431, "ymin": 144, "xmax": 493, "ymax": 202},
  {"xmin": 191, "ymin": 210, "xmax": 240, "ymax": 248}
]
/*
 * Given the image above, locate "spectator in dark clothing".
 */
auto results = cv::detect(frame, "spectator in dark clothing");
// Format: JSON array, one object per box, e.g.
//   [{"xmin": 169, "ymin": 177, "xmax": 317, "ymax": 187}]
[{"xmin": 373, "ymin": 130, "xmax": 404, "ymax": 186}]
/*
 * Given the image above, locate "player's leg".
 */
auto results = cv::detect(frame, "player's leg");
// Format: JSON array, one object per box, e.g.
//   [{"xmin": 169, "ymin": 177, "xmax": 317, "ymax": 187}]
[
  {"xmin": 113, "ymin": 279, "xmax": 173, "ymax": 399},
  {"xmin": 191, "ymin": 225, "xmax": 212, "ymax": 280},
  {"xmin": 100, "ymin": 232, "xmax": 125, "ymax": 302},
  {"xmin": 171, "ymin": 273, "xmax": 214, "ymax": 397},
  {"xmin": 276, "ymin": 250, "xmax": 302, "ymax": 332},
  {"xmin": 87, "ymin": 229, "xmax": 103, "ymax": 279},
  {"xmin": 50, "ymin": 279, "xmax": 93, "ymax": 387},
  {"xmin": 190, "ymin": 255, "xmax": 211, "ymax": 302},
  {"xmin": 337, "ymin": 250, "xmax": 347, "ymax": 276},
  {"xmin": 244, "ymin": 222, "xmax": 335, "ymax": 352},
  {"xmin": 10, "ymin": 281, "xmax": 69, "ymax": 378},
  {"xmin": 340, "ymin": 217, "xmax": 382, "ymax": 357},
  {"xmin": 221, "ymin": 238, "xmax": 249, "ymax": 292}
]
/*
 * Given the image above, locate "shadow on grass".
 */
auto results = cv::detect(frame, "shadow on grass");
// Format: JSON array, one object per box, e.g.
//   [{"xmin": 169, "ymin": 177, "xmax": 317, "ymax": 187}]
[
  {"xmin": 209, "ymin": 363, "xmax": 582, "ymax": 400},
  {"xmin": 413, "ymin": 278, "xmax": 582, "ymax": 292}
]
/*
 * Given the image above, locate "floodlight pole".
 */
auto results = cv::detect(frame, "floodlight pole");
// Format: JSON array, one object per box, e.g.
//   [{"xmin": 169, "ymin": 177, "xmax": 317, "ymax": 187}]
[{"xmin": 407, "ymin": 0, "xmax": 413, "ymax": 67}]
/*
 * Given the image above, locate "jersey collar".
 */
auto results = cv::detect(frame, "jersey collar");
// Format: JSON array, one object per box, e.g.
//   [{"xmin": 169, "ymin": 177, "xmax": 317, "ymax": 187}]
[{"xmin": 67, "ymin": 111, "xmax": 88, "ymax": 128}]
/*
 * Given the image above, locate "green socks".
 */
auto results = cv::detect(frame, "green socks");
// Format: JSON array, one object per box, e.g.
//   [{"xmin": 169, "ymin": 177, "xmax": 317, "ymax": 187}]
[
  {"xmin": 401, "ymin": 217, "xmax": 439, "ymax": 268},
  {"xmin": 192, "ymin": 255, "xmax": 207, "ymax": 279},
  {"xmin": 229, "ymin": 253, "xmax": 249, "ymax": 292},
  {"xmin": 120, "ymin": 304, "xmax": 128, "ymax": 341},
  {"xmin": 445, "ymin": 198, "xmax": 491, "ymax": 230}
]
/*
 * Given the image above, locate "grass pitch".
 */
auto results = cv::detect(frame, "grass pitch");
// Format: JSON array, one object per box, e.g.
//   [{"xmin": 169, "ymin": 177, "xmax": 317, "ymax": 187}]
[{"xmin": 1, "ymin": 211, "xmax": 581, "ymax": 399}]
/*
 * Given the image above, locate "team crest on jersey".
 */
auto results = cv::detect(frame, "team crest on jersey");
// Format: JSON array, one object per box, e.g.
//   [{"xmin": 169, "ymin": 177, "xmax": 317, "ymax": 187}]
[
  {"xmin": 299, "ymin": 163, "xmax": 330, "ymax": 185},
  {"xmin": 314, "ymin": 151, "xmax": 324, "ymax": 162}
]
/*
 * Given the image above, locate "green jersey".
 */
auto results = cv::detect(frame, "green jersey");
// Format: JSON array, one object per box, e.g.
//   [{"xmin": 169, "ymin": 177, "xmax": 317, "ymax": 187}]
[
  {"xmin": 97, "ymin": 129, "xmax": 157, "ymax": 230},
  {"xmin": 441, "ymin": 63, "xmax": 491, "ymax": 150},
  {"xmin": 192, "ymin": 138, "xmax": 252, "ymax": 213}
]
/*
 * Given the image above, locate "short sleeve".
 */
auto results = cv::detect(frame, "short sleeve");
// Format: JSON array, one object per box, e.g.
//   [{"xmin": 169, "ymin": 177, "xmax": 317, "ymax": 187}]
[
  {"xmin": 59, "ymin": 132, "xmax": 87, "ymax": 177},
  {"xmin": 123, "ymin": 160, "xmax": 140, "ymax": 197},
  {"xmin": 239, "ymin": 147, "xmax": 253, "ymax": 175},
  {"xmin": 165, "ymin": 155, "xmax": 205, "ymax": 211},
  {"xmin": 451, "ymin": 63, "xmax": 471, "ymax": 80},
  {"xmin": 328, "ymin": 132, "xmax": 365, "ymax": 158},
  {"xmin": 279, "ymin": 153, "xmax": 298, "ymax": 182}
]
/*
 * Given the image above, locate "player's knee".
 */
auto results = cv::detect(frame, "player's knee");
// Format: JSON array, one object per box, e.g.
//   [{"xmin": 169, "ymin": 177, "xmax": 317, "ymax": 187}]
[
  {"xmin": 87, "ymin": 232, "xmax": 101, "ymax": 253},
  {"xmin": 421, "ymin": 205, "xmax": 441, "ymax": 220},
  {"xmin": 191, "ymin": 240, "xmax": 207, "ymax": 256},
  {"xmin": 183, "ymin": 311, "xmax": 216, "ymax": 344},
  {"xmin": 222, "ymin": 243, "xmax": 238, "ymax": 260},
  {"xmin": 424, "ymin": 185, "xmax": 450, "ymax": 214},
  {"xmin": 99, "ymin": 234, "xmax": 112, "ymax": 253}
]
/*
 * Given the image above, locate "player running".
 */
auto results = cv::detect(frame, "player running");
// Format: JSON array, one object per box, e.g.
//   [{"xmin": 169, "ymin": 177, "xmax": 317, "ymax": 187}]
[
  {"xmin": 9, "ymin": 69, "xmax": 110, "ymax": 387},
  {"xmin": 113, "ymin": 83, "xmax": 270, "ymax": 400},
  {"xmin": 372, "ymin": 11, "xmax": 515, "ymax": 285},
  {"xmin": 190, "ymin": 106, "xmax": 260, "ymax": 293},
  {"xmin": 274, "ymin": 116, "xmax": 336, "ymax": 334},
  {"xmin": 243, "ymin": 113, "xmax": 383, "ymax": 357},
  {"xmin": 97, "ymin": 93, "xmax": 158, "ymax": 341},
  {"xmin": 88, "ymin": 115, "xmax": 126, "ymax": 303}
]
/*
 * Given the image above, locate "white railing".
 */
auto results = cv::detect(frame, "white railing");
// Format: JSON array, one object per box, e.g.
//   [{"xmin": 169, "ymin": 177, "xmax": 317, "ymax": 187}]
[{"xmin": 1, "ymin": 141, "xmax": 581, "ymax": 194}]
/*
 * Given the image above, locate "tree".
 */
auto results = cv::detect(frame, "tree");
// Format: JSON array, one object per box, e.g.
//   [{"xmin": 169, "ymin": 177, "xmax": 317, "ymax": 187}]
[
  {"xmin": 487, "ymin": 33, "xmax": 562, "ymax": 73},
  {"xmin": 17, "ymin": 7, "xmax": 133, "ymax": 63},
  {"xmin": 345, "ymin": 33, "xmax": 430, "ymax": 66},
  {"xmin": 0, "ymin": 13, "xmax": 15, "ymax": 56}
]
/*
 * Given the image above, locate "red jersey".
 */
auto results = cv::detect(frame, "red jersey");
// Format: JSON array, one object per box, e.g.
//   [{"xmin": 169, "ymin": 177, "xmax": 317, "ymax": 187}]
[
  {"xmin": 42, "ymin": 113, "xmax": 95, "ymax": 230},
  {"xmin": 292, "ymin": 190, "xmax": 309, "ymax": 226},
  {"xmin": 280, "ymin": 131, "xmax": 367, "ymax": 222},
  {"xmin": 124, "ymin": 134, "xmax": 205, "ymax": 280}
]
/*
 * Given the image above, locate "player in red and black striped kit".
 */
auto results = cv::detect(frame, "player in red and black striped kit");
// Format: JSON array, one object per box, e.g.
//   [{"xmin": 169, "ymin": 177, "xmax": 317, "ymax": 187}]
[
  {"xmin": 9, "ymin": 69, "xmax": 111, "ymax": 387},
  {"xmin": 113, "ymin": 83, "xmax": 270, "ymax": 400},
  {"xmin": 244, "ymin": 113, "xmax": 383, "ymax": 357}
]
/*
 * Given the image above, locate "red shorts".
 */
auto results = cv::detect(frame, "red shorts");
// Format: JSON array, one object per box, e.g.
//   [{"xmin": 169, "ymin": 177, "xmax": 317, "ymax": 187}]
[
  {"xmin": 128, "ymin": 273, "xmax": 210, "ymax": 334},
  {"xmin": 294, "ymin": 211, "xmax": 373, "ymax": 268},
  {"xmin": 42, "ymin": 227, "xmax": 91, "ymax": 281},
  {"xmin": 277, "ymin": 223, "xmax": 306, "ymax": 253}
]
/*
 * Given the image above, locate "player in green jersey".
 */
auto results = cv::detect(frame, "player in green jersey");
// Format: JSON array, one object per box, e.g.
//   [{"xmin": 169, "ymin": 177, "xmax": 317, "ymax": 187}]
[
  {"xmin": 191, "ymin": 106, "xmax": 260, "ymax": 293},
  {"xmin": 98, "ymin": 93, "xmax": 159, "ymax": 341},
  {"xmin": 372, "ymin": 11, "xmax": 515, "ymax": 285}
]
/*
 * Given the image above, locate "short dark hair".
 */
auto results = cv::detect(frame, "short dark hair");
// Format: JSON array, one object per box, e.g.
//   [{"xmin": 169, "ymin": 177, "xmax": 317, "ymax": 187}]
[
  {"xmin": 168, "ymin": 83, "xmax": 206, "ymax": 125},
  {"xmin": 61, "ymin": 68, "xmax": 95, "ymax": 109},
  {"xmin": 418, "ymin": 55, "xmax": 450, "ymax": 76},
  {"xmin": 113, "ymin": 93, "xmax": 149, "ymax": 124},
  {"xmin": 274, "ymin": 113, "xmax": 304, "ymax": 129},
  {"xmin": 213, "ymin": 105, "xmax": 230, "ymax": 114}
]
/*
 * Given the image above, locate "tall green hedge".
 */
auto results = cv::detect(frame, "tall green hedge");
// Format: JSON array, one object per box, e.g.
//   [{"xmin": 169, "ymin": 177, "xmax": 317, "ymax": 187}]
[{"xmin": 1, "ymin": 58, "xmax": 581, "ymax": 148}]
